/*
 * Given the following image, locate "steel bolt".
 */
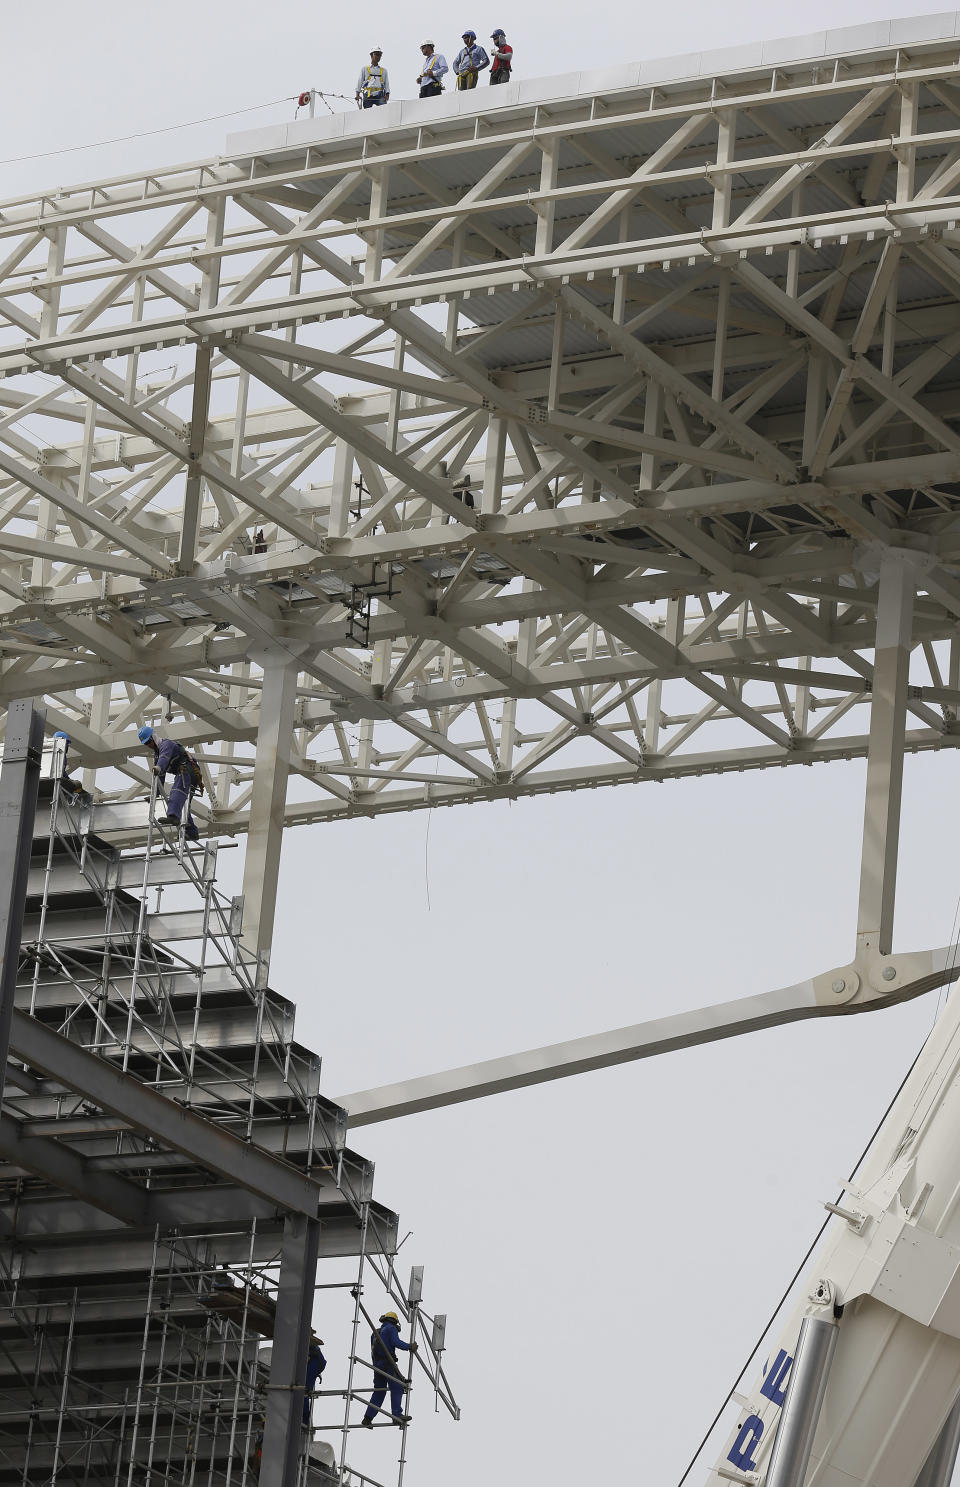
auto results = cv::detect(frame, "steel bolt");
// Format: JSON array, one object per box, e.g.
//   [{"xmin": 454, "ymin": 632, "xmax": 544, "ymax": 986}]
[
  {"xmin": 832, "ymin": 978, "xmax": 846, "ymax": 994},
  {"xmin": 882, "ymin": 965, "xmax": 897, "ymax": 981}
]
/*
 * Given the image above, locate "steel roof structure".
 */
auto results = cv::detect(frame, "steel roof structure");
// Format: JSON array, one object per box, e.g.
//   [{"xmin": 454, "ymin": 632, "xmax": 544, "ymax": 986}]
[{"xmin": 9, "ymin": 13, "xmax": 960, "ymax": 1486}]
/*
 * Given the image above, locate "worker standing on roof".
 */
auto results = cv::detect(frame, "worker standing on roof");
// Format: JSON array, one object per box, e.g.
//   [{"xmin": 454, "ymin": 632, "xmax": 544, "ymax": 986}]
[
  {"xmin": 360, "ymin": 1311, "xmax": 418, "ymax": 1428},
  {"xmin": 356, "ymin": 49, "xmax": 390, "ymax": 108},
  {"xmin": 138, "ymin": 726, "xmax": 201, "ymax": 842},
  {"xmin": 303, "ymin": 1335, "xmax": 327, "ymax": 1425},
  {"xmin": 453, "ymin": 30, "xmax": 489, "ymax": 90},
  {"xmin": 416, "ymin": 41, "xmax": 448, "ymax": 98},
  {"xmin": 489, "ymin": 29, "xmax": 513, "ymax": 83}
]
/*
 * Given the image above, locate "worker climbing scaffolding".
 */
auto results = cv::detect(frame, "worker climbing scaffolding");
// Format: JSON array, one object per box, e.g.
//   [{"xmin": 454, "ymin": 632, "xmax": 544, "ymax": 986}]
[
  {"xmin": 361, "ymin": 1311, "xmax": 418, "ymax": 1427},
  {"xmin": 138, "ymin": 725, "xmax": 202, "ymax": 840}
]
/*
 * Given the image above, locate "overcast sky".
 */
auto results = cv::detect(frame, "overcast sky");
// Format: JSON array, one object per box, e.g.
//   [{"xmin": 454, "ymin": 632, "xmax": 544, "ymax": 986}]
[{"xmin": 6, "ymin": 4, "xmax": 960, "ymax": 1484}]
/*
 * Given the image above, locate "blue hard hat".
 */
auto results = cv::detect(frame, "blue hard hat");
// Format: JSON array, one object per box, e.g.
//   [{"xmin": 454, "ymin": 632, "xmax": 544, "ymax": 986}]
[
  {"xmin": 53, "ymin": 730, "xmax": 69, "ymax": 741},
  {"xmin": 138, "ymin": 726, "xmax": 154, "ymax": 744},
  {"xmin": 491, "ymin": 27, "xmax": 505, "ymax": 35},
  {"xmin": 462, "ymin": 27, "xmax": 476, "ymax": 36}
]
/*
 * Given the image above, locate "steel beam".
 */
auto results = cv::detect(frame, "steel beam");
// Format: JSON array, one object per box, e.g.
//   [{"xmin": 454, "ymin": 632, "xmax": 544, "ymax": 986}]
[
  {"xmin": 241, "ymin": 653, "xmax": 300, "ymax": 978},
  {"xmin": 857, "ymin": 550, "xmax": 920, "ymax": 956},
  {"xmin": 7, "ymin": 1009, "xmax": 323, "ymax": 1216},
  {"xmin": 260, "ymin": 1213, "xmax": 320, "ymax": 1487},
  {"xmin": 339, "ymin": 946, "xmax": 958, "ymax": 1125},
  {"xmin": 0, "ymin": 699, "xmax": 44, "ymax": 1102}
]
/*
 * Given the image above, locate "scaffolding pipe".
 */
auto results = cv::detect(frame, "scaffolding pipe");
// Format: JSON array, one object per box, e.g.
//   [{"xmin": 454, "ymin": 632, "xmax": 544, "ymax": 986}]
[
  {"xmin": 765, "ymin": 1315, "xmax": 839, "ymax": 1487},
  {"xmin": 914, "ymin": 1396, "xmax": 960, "ymax": 1487}
]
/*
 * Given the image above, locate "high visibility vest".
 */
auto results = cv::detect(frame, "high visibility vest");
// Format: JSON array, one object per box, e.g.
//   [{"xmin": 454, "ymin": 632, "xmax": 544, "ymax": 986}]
[{"xmin": 361, "ymin": 65, "xmax": 386, "ymax": 98}]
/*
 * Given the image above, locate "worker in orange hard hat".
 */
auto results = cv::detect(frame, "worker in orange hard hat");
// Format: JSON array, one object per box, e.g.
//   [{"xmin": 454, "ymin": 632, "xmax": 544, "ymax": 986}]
[{"xmin": 360, "ymin": 1311, "xmax": 418, "ymax": 1427}]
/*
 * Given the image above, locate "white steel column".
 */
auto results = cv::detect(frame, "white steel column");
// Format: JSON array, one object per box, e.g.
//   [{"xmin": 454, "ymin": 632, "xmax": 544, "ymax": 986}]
[
  {"xmin": 857, "ymin": 551, "xmax": 919, "ymax": 957},
  {"xmin": 241, "ymin": 655, "xmax": 299, "ymax": 980}
]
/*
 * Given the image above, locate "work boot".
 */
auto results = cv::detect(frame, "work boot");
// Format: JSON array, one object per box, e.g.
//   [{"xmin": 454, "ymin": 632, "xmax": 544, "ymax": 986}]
[
  {"xmin": 163, "ymin": 813, "xmax": 180, "ymax": 826},
  {"xmin": 392, "ymin": 1414, "xmax": 412, "ymax": 1426},
  {"xmin": 360, "ymin": 1418, "xmax": 374, "ymax": 1429}
]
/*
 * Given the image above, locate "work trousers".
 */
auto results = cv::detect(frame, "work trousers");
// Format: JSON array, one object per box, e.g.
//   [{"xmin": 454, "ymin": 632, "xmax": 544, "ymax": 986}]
[
  {"xmin": 419, "ymin": 80, "xmax": 442, "ymax": 97},
  {"xmin": 456, "ymin": 70, "xmax": 478, "ymax": 89},
  {"xmin": 490, "ymin": 69, "xmax": 510, "ymax": 83},
  {"xmin": 362, "ymin": 94, "xmax": 386, "ymax": 108},
  {"xmin": 363, "ymin": 1370, "xmax": 405, "ymax": 1423},
  {"xmin": 167, "ymin": 767, "xmax": 199, "ymax": 841}
]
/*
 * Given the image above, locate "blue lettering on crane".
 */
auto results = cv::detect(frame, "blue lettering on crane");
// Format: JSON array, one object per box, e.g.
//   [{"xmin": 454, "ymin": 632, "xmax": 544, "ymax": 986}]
[
  {"xmin": 760, "ymin": 1349, "xmax": 793, "ymax": 1407},
  {"xmin": 728, "ymin": 1416, "xmax": 764, "ymax": 1472}
]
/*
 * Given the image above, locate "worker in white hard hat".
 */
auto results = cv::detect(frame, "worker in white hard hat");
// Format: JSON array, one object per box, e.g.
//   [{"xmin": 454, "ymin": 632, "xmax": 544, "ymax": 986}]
[
  {"xmin": 452, "ymin": 29, "xmax": 489, "ymax": 90},
  {"xmin": 356, "ymin": 49, "xmax": 390, "ymax": 108},
  {"xmin": 489, "ymin": 29, "xmax": 513, "ymax": 83},
  {"xmin": 416, "ymin": 41, "xmax": 448, "ymax": 98}
]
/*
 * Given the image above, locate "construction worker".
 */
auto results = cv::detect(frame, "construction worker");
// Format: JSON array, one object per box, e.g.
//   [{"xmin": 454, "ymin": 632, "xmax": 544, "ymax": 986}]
[
  {"xmin": 416, "ymin": 42, "xmax": 448, "ymax": 98},
  {"xmin": 360, "ymin": 1311, "xmax": 417, "ymax": 1428},
  {"xmin": 452, "ymin": 30, "xmax": 489, "ymax": 90},
  {"xmin": 138, "ymin": 726, "xmax": 201, "ymax": 841},
  {"xmin": 356, "ymin": 49, "xmax": 390, "ymax": 108},
  {"xmin": 303, "ymin": 1335, "xmax": 327, "ymax": 1425},
  {"xmin": 489, "ymin": 29, "xmax": 513, "ymax": 83}
]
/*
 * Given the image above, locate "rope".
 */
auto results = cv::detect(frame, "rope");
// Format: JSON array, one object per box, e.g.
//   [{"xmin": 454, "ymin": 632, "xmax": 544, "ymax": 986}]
[{"xmin": 0, "ymin": 95, "xmax": 298, "ymax": 171}]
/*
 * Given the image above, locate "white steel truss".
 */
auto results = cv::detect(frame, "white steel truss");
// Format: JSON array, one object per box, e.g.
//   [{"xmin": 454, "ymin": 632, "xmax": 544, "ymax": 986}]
[{"xmin": 5, "ymin": 29, "xmax": 960, "ymax": 866}]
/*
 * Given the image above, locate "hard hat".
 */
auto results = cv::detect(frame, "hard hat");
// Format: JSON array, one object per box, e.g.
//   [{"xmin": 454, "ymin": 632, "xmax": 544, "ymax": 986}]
[
  {"xmin": 138, "ymin": 726, "xmax": 154, "ymax": 744},
  {"xmin": 421, "ymin": 39, "xmax": 434, "ymax": 47},
  {"xmin": 53, "ymin": 730, "xmax": 69, "ymax": 741},
  {"xmin": 370, "ymin": 46, "xmax": 383, "ymax": 53},
  {"xmin": 462, "ymin": 28, "xmax": 476, "ymax": 38},
  {"xmin": 380, "ymin": 1311, "xmax": 400, "ymax": 1324},
  {"xmin": 491, "ymin": 28, "xmax": 505, "ymax": 37}
]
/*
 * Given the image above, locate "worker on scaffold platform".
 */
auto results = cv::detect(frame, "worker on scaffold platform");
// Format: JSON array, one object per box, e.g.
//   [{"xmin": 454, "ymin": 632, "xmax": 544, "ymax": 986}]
[
  {"xmin": 453, "ymin": 30, "xmax": 489, "ymax": 89},
  {"xmin": 356, "ymin": 49, "xmax": 390, "ymax": 108},
  {"xmin": 138, "ymin": 726, "xmax": 201, "ymax": 841},
  {"xmin": 360, "ymin": 1311, "xmax": 417, "ymax": 1427},
  {"xmin": 489, "ymin": 29, "xmax": 513, "ymax": 83},
  {"xmin": 417, "ymin": 41, "xmax": 448, "ymax": 98}
]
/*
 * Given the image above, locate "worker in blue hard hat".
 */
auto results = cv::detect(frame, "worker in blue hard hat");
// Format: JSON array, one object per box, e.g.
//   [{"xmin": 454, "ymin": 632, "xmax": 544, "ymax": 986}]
[
  {"xmin": 452, "ymin": 30, "xmax": 489, "ymax": 90},
  {"xmin": 416, "ymin": 41, "xmax": 448, "ymax": 98},
  {"xmin": 489, "ymin": 29, "xmax": 513, "ymax": 83},
  {"xmin": 138, "ymin": 726, "xmax": 201, "ymax": 841},
  {"xmin": 360, "ymin": 1311, "xmax": 418, "ymax": 1428}
]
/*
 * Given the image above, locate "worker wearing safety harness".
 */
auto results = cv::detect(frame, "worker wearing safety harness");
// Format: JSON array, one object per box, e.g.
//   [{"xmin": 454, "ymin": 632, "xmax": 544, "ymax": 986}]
[
  {"xmin": 139, "ymin": 726, "xmax": 201, "ymax": 841},
  {"xmin": 360, "ymin": 1311, "xmax": 418, "ymax": 1427},
  {"xmin": 416, "ymin": 41, "xmax": 449, "ymax": 98},
  {"xmin": 489, "ymin": 29, "xmax": 513, "ymax": 83},
  {"xmin": 356, "ymin": 48, "xmax": 390, "ymax": 108},
  {"xmin": 453, "ymin": 29, "xmax": 489, "ymax": 90}
]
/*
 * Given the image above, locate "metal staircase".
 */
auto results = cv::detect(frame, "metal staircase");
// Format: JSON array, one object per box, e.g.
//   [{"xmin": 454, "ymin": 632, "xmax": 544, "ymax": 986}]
[{"xmin": 0, "ymin": 752, "xmax": 403, "ymax": 1486}]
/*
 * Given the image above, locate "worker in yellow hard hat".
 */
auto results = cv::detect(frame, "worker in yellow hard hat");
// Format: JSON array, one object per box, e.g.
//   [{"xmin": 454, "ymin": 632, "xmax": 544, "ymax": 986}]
[{"xmin": 360, "ymin": 1311, "xmax": 418, "ymax": 1427}]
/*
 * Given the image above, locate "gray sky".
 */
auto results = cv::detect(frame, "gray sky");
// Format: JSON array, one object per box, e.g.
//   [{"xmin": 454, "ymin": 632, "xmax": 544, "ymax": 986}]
[{"xmin": 5, "ymin": 4, "xmax": 958, "ymax": 1483}]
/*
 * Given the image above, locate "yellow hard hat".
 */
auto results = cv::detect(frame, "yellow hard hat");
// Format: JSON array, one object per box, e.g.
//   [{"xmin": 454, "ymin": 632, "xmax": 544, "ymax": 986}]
[{"xmin": 380, "ymin": 1311, "xmax": 400, "ymax": 1324}]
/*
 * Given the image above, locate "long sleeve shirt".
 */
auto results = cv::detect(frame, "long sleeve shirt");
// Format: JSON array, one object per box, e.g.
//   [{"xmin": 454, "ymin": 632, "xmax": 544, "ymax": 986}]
[
  {"xmin": 356, "ymin": 64, "xmax": 390, "ymax": 98},
  {"xmin": 453, "ymin": 43, "xmax": 489, "ymax": 75},
  {"xmin": 490, "ymin": 41, "xmax": 513, "ymax": 75},
  {"xmin": 418, "ymin": 52, "xmax": 448, "ymax": 83},
  {"xmin": 371, "ymin": 1321, "xmax": 411, "ymax": 1376},
  {"xmin": 155, "ymin": 737, "xmax": 186, "ymax": 782}
]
